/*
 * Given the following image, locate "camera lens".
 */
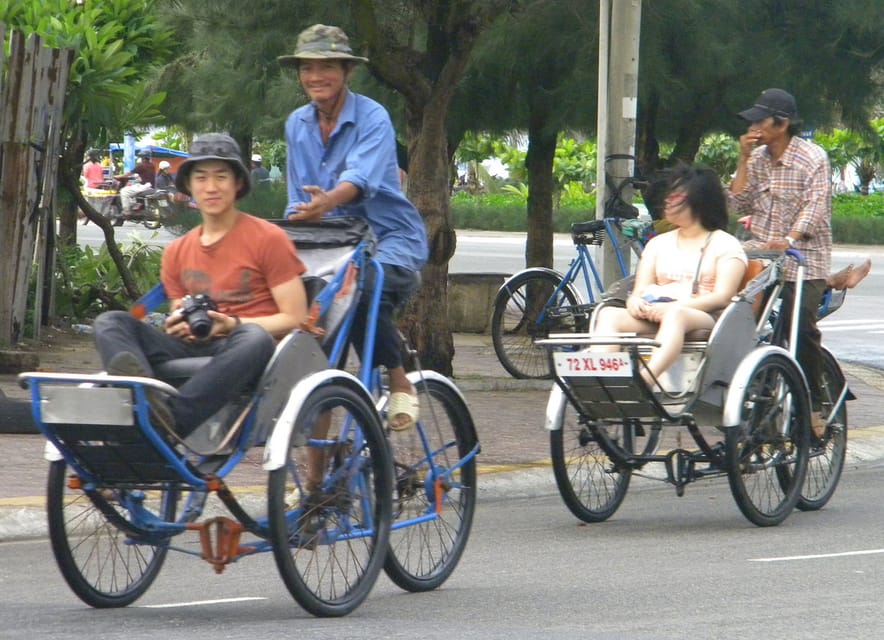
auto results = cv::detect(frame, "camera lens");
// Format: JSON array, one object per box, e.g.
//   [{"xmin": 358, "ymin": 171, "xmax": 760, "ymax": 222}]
[{"xmin": 188, "ymin": 310, "xmax": 213, "ymax": 339}]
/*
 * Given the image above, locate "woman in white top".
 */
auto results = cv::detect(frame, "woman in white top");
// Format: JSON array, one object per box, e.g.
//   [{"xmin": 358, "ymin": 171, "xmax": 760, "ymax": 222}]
[{"xmin": 593, "ymin": 164, "xmax": 748, "ymax": 387}]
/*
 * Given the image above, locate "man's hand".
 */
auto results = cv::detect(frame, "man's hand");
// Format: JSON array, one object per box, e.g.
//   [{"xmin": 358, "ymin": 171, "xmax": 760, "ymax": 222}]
[
  {"xmin": 738, "ymin": 130, "xmax": 762, "ymax": 158},
  {"xmin": 286, "ymin": 185, "xmax": 331, "ymax": 222},
  {"xmin": 761, "ymin": 238, "xmax": 791, "ymax": 251},
  {"xmin": 163, "ymin": 308, "xmax": 238, "ymax": 342}
]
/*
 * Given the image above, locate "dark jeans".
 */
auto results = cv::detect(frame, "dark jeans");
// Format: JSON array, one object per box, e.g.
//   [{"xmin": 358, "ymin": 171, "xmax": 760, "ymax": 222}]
[
  {"xmin": 93, "ymin": 310, "xmax": 276, "ymax": 436},
  {"xmin": 776, "ymin": 279, "xmax": 827, "ymax": 412},
  {"xmin": 346, "ymin": 263, "xmax": 420, "ymax": 370}
]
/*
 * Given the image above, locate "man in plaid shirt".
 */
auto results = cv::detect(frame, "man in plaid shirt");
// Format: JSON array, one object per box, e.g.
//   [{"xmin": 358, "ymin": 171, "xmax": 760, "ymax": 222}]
[{"xmin": 729, "ymin": 88, "xmax": 831, "ymax": 438}]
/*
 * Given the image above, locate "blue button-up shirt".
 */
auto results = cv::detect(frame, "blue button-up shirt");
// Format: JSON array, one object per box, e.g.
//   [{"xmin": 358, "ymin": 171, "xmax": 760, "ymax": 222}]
[{"xmin": 284, "ymin": 90, "xmax": 428, "ymax": 272}]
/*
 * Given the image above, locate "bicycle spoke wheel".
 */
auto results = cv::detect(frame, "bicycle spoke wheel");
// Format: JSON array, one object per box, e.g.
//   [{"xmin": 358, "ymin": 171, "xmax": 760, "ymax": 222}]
[
  {"xmin": 47, "ymin": 461, "xmax": 177, "ymax": 608},
  {"xmin": 726, "ymin": 353, "xmax": 809, "ymax": 527},
  {"xmin": 550, "ymin": 401, "xmax": 631, "ymax": 522},
  {"xmin": 796, "ymin": 349, "xmax": 847, "ymax": 510},
  {"xmin": 491, "ymin": 270, "xmax": 584, "ymax": 379},
  {"xmin": 384, "ymin": 379, "xmax": 477, "ymax": 592},
  {"xmin": 268, "ymin": 383, "xmax": 392, "ymax": 617}
]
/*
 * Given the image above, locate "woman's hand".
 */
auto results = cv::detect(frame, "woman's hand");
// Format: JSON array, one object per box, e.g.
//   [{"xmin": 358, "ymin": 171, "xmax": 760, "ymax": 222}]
[
  {"xmin": 643, "ymin": 301, "xmax": 677, "ymax": 323},
  {"xmin": 626, "ymin": 295, "xmax": 650, "ymax": 320}
]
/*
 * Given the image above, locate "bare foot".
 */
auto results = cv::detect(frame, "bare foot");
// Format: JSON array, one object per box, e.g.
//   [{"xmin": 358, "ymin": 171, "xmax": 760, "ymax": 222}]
[
  {"xmin": 827, "ymin": 259, "xmax": 871, "ymax": 290},
  {"xmin": 827, "ymin": 264, "xmax": 852, "ymax": 290},
  {"xmin": 845, "ymin": 258, "xmax": 871, "ymax": 289}
]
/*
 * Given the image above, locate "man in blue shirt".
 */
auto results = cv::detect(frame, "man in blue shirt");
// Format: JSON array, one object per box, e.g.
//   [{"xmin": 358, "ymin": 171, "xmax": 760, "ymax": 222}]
[{"xmin": 279, "ymin": 24, "xmax": 428, "ymax": 431}]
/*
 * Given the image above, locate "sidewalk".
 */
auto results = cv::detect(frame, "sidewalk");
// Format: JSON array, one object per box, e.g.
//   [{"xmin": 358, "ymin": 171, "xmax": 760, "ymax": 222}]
[{"xmin": 2, "ymin": 328, "xmax": 883, "ymax": 540}]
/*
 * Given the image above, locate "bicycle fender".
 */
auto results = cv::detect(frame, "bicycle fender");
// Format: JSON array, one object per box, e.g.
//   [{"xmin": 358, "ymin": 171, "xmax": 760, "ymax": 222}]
[
  {"xmin": 544, "ymin": 384, "xmax": 567, "ymax": 431},
  {"xmin": 495, "ymin": 267, "xmax": 565, "ymax": 299},
  {"xmin": 262, "ymin": 370, "xmax": 374, "ymax": 471},
  {"xmin": 404, "ymin": 370, "xmax": 480, "ymax": 449},
  {"xmin": 405, "ymin": 370, "xmax": 469, "ymax": 407},
  {"xmin": 44, "ymin": 440, "xmax": 64, "ymax": 462},
  {"xmin": 721, "ymin": 345, "xmax": 809, "ymax": 428}
]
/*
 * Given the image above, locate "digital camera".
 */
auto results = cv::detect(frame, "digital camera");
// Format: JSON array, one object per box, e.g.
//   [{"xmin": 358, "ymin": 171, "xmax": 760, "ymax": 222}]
[{"xmin": 179, "ymin": 294, "xmax": 218, "ymax": 339}]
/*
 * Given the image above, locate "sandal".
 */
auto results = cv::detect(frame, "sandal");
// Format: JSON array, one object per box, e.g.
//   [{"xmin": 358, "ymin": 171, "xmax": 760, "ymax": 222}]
[
  {"xmin": 388, "ymin": 391, "xmax": 419, "ymax": 431},
  {"xmin": 811, "ymin": 411, "xmax": 827, "ymax": 439}
]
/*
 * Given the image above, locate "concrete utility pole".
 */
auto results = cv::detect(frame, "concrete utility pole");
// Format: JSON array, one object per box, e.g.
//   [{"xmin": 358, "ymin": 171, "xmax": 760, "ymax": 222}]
[{"xmin": 595, "ymin": 0, "xmax": 642, "ymax": 286}]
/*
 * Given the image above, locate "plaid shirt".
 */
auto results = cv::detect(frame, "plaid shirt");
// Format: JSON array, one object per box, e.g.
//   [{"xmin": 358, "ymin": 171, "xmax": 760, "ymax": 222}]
[{"xmin": 729, "ymin": 136, "xmax": 832, "ymax": 281}]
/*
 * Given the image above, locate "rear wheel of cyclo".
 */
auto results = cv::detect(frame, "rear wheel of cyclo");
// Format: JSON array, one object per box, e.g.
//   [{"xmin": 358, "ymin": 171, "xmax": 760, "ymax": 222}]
[
  {"xmin": 550, "ymin": 402, "xmax": 631, "ymax": 522},
  {"xmin": 491, "ymin": 270, "xmax": 585, "ymax": 380},
  {"xmin": 383, "ymin": 379, "xmax": 477, "ymax": 592},
  {"xmin": 726, "ymin": 353, "xmax": 810, "ymax": 527},
  {"xmin": 46, "ymin": 460, "xmax": 177, "ymax": 607},
  {"xmin": 793, "ymin": 350, "xmax": 847, "ymax": 511},
  {"xmin": 268, "ymin": 383, "xmax": 393, "ymax": 618}
]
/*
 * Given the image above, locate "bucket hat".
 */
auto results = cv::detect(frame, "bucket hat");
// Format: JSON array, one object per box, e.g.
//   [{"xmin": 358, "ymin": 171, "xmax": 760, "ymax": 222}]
[
  {"xmin": 738, "ymin": 88, "xmax": 800, "ymax": 123},
  {"xmin": 175, "ymin": 133, "xmax": 251, "ymax": 199},
  {"xmin": 278, "ymin": 24, "xmax": 368, "ymax": 68}
]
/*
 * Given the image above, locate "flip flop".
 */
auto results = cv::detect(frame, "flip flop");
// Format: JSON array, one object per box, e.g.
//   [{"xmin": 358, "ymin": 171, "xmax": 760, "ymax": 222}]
[{"xmin": 388, "ymin": 391, "xmax": 419, "ymax": 431}]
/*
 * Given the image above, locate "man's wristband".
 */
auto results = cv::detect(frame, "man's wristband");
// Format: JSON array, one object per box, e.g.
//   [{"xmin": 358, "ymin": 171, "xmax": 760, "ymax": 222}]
[{"xmin": 785, "ymin": 236, "xmax": 796, "ymax": 248}]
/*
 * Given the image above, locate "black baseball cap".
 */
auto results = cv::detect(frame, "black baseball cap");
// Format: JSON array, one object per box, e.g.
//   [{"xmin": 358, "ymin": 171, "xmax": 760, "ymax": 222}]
[
  {"xmin": 738, "ymin": 88, "xmax": 800, "ymax": 123},
  {"xmin": 175, "ymin": 133, "xmax": 251, "ymax": 199}
]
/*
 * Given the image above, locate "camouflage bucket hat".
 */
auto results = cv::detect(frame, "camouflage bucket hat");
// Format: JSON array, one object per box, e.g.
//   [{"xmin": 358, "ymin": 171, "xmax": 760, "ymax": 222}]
[{"xmin": 278, "ymin": 24, "xmax": 369, "ymax": 68}]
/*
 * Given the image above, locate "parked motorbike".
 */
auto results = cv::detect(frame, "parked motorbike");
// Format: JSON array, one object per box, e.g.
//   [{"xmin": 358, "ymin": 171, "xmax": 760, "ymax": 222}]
[{"xmin": 94, "ymin": 178, "xmax": 171, "ymax": 230}]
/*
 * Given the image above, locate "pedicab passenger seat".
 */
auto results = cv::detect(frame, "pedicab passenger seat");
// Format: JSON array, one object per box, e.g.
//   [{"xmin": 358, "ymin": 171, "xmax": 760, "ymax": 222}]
[
  {"xmin": 539, "ymin": 255, "xmax": 778, "ymax": 423},
  {"xmin": 272, "ymin": 217, "xmax": 376, "ymax": 347},
  {"xmin": 152, "ymin": 217, "xmax": 373, "ymax": 386}
]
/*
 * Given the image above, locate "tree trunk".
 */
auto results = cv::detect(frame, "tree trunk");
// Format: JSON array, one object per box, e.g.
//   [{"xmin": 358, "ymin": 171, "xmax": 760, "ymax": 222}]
[
  {"xmin": 58, "ymin": 137, "xmax": 86, "ymax": 249},
  {"xmin": 524, "ymin": 120, "xmax": 557, "ymax": 270},
  {"xmin": 399, "ymin": 101, "xmax": 456, "ymax": 375},
  {"xmin": 60, "ymin": 170, "xmax": 144, "ymax": 302}
]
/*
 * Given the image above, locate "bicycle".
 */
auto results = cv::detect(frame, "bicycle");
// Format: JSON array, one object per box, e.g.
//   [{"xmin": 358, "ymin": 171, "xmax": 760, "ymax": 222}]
[
  {"xmin": 490, "ymin": 155, "xmax": 650, "ymax": 379},
  {"xmin": 538, "ymin": 248, "xmax": 851, "ymax": 526},
  {"xmin": 19, "ymin": 216, "xmax": 479, "ymax": 616},
  {"xmin": 278, "ymin": 218, "xmax": 480, "ymax": 594}
]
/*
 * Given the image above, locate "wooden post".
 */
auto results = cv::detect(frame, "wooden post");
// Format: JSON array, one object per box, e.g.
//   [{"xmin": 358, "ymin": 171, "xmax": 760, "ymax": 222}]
[{"xmin": 0, "ymin": 27, "xmax": 73, "ymax": 346}]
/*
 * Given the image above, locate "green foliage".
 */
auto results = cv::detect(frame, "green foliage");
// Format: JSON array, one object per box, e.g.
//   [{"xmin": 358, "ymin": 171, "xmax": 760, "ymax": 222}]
[
  {"xmin": 56, "ymin": 236, "xmax": 164, "ymax": 319},
  {"xmin": 238, "ymin": 182, "xmax": 289, "ymax": 219},
  {"xmin": 832, "ymin": 192, "xmax": 884, "ymax": 218},
  {"xmin": 151, "ymin": 127, "xmax": 189, "ymax": 151},
  {"xmin": 450, "ymin": 191, "xmax": 598, "ymax": 233},
  {"xmin": 1, "ymin": 0, "xmax": 175, "ymax": 139},
  {"xmin": 696, "ymin": 133, "xmax": 739, "ymax": 180},
  {"xmin": 252, "ymin": 139, "xmax": 288, "ymax": 174},
  {"xmin": 451, "ymin": 191, "xmax": 884, "ymax": 242}
]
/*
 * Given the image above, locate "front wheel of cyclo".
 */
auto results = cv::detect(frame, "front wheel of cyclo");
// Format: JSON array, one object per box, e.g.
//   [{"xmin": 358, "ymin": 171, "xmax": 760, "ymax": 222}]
[
  {"xmin": 726, "ymin": 352, "xmax": 810, "ymax": 527},
  {"xmin": 267, "ymin": 382, "xmax": 393, "ymax": 618},
  {"xmin": 491, "ymin": 270, "xmax": 585, "ymax": 380},
  {"xmin": 47, "ymin": 461, "xmax": 178, "ymax": 608},
  {"xmin": 383, "ymin": 378, "xmax": 478, "ymax": 592}
]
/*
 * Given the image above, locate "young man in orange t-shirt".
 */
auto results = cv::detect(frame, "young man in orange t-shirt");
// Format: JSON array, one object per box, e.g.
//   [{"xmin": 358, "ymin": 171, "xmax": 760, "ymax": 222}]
[{"xmin": 93, "ymin": 134, "xmax": 308, "ymax": 438}]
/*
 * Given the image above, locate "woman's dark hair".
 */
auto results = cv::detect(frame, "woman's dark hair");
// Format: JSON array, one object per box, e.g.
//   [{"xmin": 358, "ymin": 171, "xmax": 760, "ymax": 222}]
[{"xmin": 667, "ymin": 163, "xmax": 728, "ymax": 231}]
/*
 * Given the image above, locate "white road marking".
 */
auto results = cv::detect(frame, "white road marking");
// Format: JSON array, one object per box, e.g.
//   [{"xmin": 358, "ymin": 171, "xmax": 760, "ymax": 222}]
[
  {"xmin": 141, "ymin": 596, "xmax": 267, "ymax": 608},
  {"xmin": 749, "ymin": 549, "xmax": 884, "ymax": 562},
  {"xmin": 819, "ymin": 318, "xmax": 883, "ymax": 326}
]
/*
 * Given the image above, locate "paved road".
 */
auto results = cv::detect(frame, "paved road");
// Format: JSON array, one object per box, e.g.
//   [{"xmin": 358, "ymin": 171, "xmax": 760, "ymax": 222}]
[{"xmin": 5, "ymin": 465, "xmax": 884, "ymax": 638}]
